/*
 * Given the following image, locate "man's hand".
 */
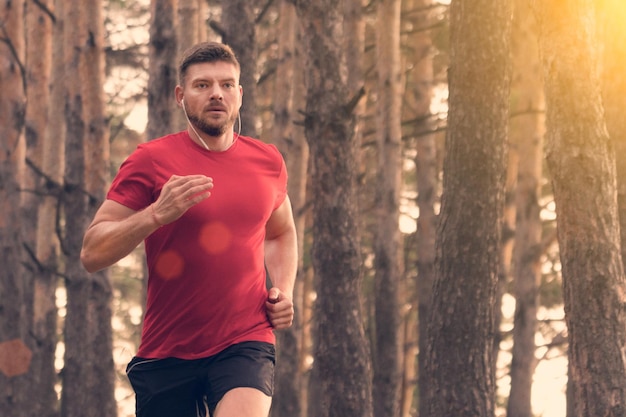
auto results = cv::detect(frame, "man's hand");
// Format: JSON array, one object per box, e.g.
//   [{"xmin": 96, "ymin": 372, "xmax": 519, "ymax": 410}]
[
  {"xmin": 151, "ymin": 175, "xmax": 213, "ymax": 226},
  {"xmin": 265, "ymin": 287, "xmax": 294, "ymax": 329}
]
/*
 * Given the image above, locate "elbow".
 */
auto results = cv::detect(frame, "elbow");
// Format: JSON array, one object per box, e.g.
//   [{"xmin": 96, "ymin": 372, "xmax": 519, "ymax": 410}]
[{"xmin": 80, "ymin": 248, "xmax": 103, "ymax": 273}]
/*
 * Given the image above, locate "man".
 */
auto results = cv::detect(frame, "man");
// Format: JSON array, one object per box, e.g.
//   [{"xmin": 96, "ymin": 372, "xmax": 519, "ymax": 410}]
[{"xmin": 81, "ymin": 42, "xmax": 298, "ymax": 417}]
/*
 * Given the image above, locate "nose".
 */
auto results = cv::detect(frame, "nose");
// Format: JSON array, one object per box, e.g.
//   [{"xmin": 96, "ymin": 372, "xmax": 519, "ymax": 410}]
[{"xmin": 209, "ymin": 85, "xmax": 224, "ymax": 100}]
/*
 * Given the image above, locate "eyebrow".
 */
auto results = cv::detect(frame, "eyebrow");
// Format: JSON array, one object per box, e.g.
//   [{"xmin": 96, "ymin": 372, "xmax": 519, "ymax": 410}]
[{"xmin": 191, "ymin": 76, "xmax": 237, "ymax": 84}]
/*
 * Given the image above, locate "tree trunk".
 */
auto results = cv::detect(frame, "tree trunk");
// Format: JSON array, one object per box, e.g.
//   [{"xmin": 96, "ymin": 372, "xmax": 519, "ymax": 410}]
[
  {"xmin": 535, "ymin": 1, "xmax": 626, "ymax": 416},
  {"xmin": 290, "ymin": 1, "xmax": 373, "ymax": 417},
  {"xmin": 599, "ymin": 0, "xmax": 626, "ymax": 272},
  {"xmin": 23, "ymin": 1, "xmax": 59, "ymax": 415},
  {"xmin": 34, "ymin": 0, "xmax": 65, "ymax": 413},
  {"xmin": 59, "ymin": 0, "xmax": 87, "ymax": 413},
  {"xmin": 506, "ymin": 0, "xmax": 544, "ymax": 416},
  {"xmin": 59, "ymin": 1, "xmax": 113, "ymax": 416},
  {"xmin": 147, "ymin": 0, "xmax": 178, "ymax": 141},
  {"xmin": 414, "ymin": 130, "xmax": 437, "ymax": 417},
  {"xmin": 221, "ymin": 0, "xmax": 258, "ymax": 137},
  {"xmin": 175, "ymin": 0, "xmax": 201, "ymax": 132},
  {"xmin": 343, "ymin": 0, "xmax": 365, "ymax": 153},
  {"xmin": 423, "ymin": 0, "xmax": 512, "ymax": 416},
  {"xmin": 23, "ymin": 0, "xmax": 51, "ymax": 236},
  {"xmin": 293, "ymin": 31, "xmax": 311, "ymax": 417},
  {"xmin": 271, "ymin": 2, "xmax": 306, "ymax": 417},
  {"xmin": 406, "ymin": 2, "xmax": 438, "ymax": 416},
  {"xmin": 0, "ymin": 0, "xmax": 29, "ymax": 415},
  {"xmin": 36, "ymin": 0, "xmax": 66, "ymax": 410},
  {"xmin": 176, "ymin": 0, "xmax": 200, "ymax": 73},
  {"xmin": 82, "ymin": 1, "xmax": 117, "ymax": 416},
  {"xmin": 373, "ymin": 0, "xmax": 403, "ymax": 416}
]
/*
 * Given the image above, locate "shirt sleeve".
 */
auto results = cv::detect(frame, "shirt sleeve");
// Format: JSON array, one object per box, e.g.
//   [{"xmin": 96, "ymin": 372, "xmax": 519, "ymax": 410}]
[{"xmin": 107, "ymin": 144, "xmax": 156, "ymax": 211}]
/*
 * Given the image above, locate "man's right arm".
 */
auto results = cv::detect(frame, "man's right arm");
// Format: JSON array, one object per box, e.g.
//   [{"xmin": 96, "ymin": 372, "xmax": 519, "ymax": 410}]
[
  {"xmin": 81, "ymin": 174, "xmax": 214, "ymax": 273},
  {"xmin": 80, "ymin": 200, "xmax": 160, "ymax": 273}
]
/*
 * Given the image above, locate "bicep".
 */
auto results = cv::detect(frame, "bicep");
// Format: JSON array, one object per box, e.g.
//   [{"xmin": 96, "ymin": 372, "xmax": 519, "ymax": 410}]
[
  {"xmin": 87, "ymin": 199, "xmax": 138, "ymax": 229},
  {"xmin": 265, "ymin": 196, "xmax": 295, "ymax": 241}
]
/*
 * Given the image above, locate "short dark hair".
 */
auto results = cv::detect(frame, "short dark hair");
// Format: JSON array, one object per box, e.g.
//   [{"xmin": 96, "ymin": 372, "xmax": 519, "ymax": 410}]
[{"xmin": 178, "ymin": 42, "xmax": 241, "ymax": 85}]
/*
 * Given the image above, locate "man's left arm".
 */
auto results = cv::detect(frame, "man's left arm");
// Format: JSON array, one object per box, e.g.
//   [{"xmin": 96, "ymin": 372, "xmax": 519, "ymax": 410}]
[{"xmin": 264, "ymin": 196, "xmax": 298, "ymax": 329}]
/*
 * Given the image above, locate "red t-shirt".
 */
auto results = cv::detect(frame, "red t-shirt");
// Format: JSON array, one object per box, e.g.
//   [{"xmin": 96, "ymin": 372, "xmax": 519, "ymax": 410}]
[{"xmin": 107, "ymin": 131, "xmax": 287, "ymax": 359}]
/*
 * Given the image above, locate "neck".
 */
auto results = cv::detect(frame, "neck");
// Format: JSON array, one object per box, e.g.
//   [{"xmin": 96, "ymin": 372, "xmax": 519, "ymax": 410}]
[{"xmin": 187, "ymin": 125, "xmax": 235, "ymax": 152}]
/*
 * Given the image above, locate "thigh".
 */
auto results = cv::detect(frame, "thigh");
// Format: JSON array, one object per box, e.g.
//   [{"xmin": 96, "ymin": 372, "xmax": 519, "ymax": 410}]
[
  {"xmin": 204, "ymin": 342, "xmax": 275, "ymax": 415},
  {"xmin": 126, "ymin": 357, "xmax": 206, "ymax": 417},
  {"xmin": 213, "ymin": 387, "xmax": 271, "ymax": 417}
]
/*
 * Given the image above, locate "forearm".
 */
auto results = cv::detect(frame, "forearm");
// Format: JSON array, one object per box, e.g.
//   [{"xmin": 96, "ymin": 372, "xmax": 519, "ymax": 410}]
[
  {"xmin": 264, "ymin": 228, "xmax": 298, "ymax": 297},
  {"xmin": 81, "ymin": 206, "xmax": 158, "ymax": 272}
]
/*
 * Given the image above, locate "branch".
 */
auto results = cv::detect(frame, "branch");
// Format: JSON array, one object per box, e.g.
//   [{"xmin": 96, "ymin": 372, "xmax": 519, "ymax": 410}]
[
  {"xmin": 256, "ymin": 0, "xmax": 275, "ymax": 25},
  {"xmin": 0, "ymin": 22, "xmax": 27, "ymax": 92},
  {"xmin": 31, "ymin": 0, "xmax": 56, "ymax": 23},
  {"xmin": 344, "ymin": 86, "xmax": 366, "ymax": 115},
  {"xmin": 25, "ymin": 157, "xmax": 64, "ymax": 195},
  {"xmin": 22, "ymin": 242, "xmax": 66, "ymax": 279},
  {"xmin": 208, "ymin": 20, "xmax": 226, "ymax": 38}
]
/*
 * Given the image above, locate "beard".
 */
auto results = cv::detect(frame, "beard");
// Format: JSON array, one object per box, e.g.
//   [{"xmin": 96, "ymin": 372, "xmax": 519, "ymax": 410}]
[{"xmin": 188, "ymin": 111, "xmax": 236, "ymax": 137}]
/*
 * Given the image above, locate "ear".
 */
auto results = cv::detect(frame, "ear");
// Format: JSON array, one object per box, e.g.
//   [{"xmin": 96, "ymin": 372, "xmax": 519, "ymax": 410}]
[
  {"xmin": 238, "ymin": 84, "xmax": 244, "ymax": 110},
  {"xmin": 175, "ymin": 85, "xmax": 184, "ymax": 107}
]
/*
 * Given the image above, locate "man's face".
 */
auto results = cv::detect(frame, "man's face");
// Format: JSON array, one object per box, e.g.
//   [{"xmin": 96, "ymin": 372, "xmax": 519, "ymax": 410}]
[{"xmin": 180, "ymin": 61, "xmax": 242, "ymax": 137}]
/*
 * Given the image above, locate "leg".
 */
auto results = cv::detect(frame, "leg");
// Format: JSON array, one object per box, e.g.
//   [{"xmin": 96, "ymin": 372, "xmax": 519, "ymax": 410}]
[
  {"xmin": 204, "ymin": 342, "xmax": 276, "ymax": 416},
  {"xmin": 126, "ymin": 357, "xmax": 206, "ymax": 417},
  {"xmin": 213, "ymin": 387, "xmax": 272, "ymax": 417}
]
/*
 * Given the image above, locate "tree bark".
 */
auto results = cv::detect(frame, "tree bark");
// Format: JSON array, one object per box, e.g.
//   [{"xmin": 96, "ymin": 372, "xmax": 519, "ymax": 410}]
[
  {"xmin": 271, "ymin": 2, "xmax": 306, "ymax": 417},
  {"xmin": 423, "ymin": 0, "xmax": 512, "ymax": 415},
  {"xmin": 34, "ymin": 0, "xmax": 65, "ymax": 413},
  {"xmin": 535, "ymin": 1, "xmax": 626, "ymax": 416},
  {"xmin": 506, "ymin": 0, "xmax": 544, "ymax": 415},
  {"xmin": 147, "ymin": 0, "xmax": 178, "ymax": 141},
  {"xmin": 290, "ymin": 1, "xmax": 373, "ymax": 417},
  {"xmin": 82, "ymin": 1, "xmax": 116, "ymax": 415},
  {"xmin": 221, "ymin": 0, "xmax": 258, "ymax": 137},
  {"xmin": 175, "ymin": 0, "xmax": 201, "ymax": 132},
  {"xmin": 343, "ymin": 0, "xmax": 365, "ymax": 153},
  {"xmin": 36, "ymin": 0, "xmax": 66, "ymax": 410},
  {"xmin": 599, "ymin": 0, "xmax": 626, "ymax": 274},
  {"xmin": 59, "ymin": 1, "xmax": 88, "ymax": 415},
  {"xmin": 406, "ymin": 2, "xmax": 438, "ymax": 416},
  {"xmin": 60, "ymin": 1, "xmax": 116, "ymax": 416},
  {"xmin": 23, "ymin": 1, "xmax": 59, "ymax": 415},
  {"xmin": 0, "ymin": 0, "xmax": 29, "ymax": 415},
  {"xmin": 373, "ymin": 0, "xmax": 403, "ymax": 416}
]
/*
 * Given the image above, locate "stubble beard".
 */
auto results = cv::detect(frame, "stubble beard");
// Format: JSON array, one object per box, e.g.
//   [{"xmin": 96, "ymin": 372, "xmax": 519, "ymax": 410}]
[{"xmin": 188, "ymin": 112, "xmax": 236, "ymax": 137}]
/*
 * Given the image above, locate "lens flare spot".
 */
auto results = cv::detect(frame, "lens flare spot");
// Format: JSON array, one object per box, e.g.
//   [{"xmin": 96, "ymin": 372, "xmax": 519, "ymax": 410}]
[
  {"xmin": 0, "ymin": 339, "xmax": 32, "ymax": 377},
  {"xmin": 154, "ymin": 250, "xmax": 185, "ymax": 280},
  {"xmin": 199, "ymin": 222, "xmax": 233, "ymax": 254}
]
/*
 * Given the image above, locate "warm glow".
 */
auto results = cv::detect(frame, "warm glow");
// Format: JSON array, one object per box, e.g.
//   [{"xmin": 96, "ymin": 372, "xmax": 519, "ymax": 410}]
[
  {"xmin": 598, "ymin": 0, "xmax": 626, "ymax": 54},
  {"xmin": 154, "ymin": 250, "xmax": 186, "ymax": 280},
  {"xmin": 199, "ymin": 222, "xmax": 233, "ymax": 255}
]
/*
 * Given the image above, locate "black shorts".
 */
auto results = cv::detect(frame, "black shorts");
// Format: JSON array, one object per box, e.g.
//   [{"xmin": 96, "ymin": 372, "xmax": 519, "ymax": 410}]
[{"xmin": 126, "ymin": 341, "xmax": 275, "ymax": 417}]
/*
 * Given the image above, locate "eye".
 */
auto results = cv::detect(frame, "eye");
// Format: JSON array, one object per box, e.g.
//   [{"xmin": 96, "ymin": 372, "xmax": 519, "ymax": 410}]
[{"xmin": 223, "ymin": 82, "xmax": 235, "ymax": 89}]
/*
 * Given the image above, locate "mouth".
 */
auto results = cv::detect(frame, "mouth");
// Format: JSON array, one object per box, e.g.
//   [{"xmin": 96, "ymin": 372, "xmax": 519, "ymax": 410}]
[
  {"xmin": 202, "ymin": 108, "xmax": 225, "ymax": 119},
  {"xmin": 205, "ymin": 106, "xmax": 227, "ymax": 115}
]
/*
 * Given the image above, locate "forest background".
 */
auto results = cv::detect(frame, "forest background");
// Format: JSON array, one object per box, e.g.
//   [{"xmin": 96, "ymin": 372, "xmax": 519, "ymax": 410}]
[{"xmin": 2, "ymin": 0, "xmax": 626, "ymax": 417}]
